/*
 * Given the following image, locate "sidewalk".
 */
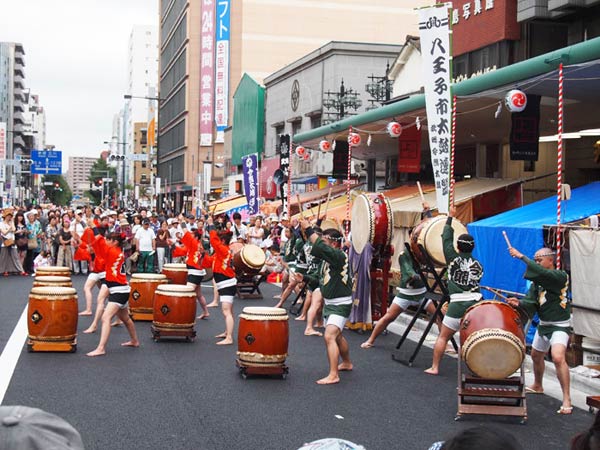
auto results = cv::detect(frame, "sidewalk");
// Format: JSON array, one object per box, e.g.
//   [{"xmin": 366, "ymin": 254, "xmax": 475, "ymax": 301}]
[{"xmin": 387, "ymin": 314, "xmax": 600, "ymax": 412}]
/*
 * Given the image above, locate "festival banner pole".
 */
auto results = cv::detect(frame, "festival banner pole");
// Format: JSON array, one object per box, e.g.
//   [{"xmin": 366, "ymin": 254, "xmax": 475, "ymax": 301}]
[
  {"xmin": 556, "ymin": 62, "xmax": 564, "ymax": 269},
  {"xmin": 345, "ymin": 126, "xmax": 353, "ymax": 237},
  {"xmin": 450, "ymin": 95, "xmax": 457, "ymax": 207}
]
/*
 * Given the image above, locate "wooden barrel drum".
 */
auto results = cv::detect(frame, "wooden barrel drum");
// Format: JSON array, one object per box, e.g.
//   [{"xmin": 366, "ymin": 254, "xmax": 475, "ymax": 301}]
[
  {"xmin": 233, "ymin": 244, "xmax": 265, "ymax": 275},
  {"xmin": 27, "ymin": 286, "xmax": 78, "ymax": 352},
  {"xmin": 162, "ymin": 263, "xmax": 188, "ymax": 285},
  {"xmin": 33, "ymin": 276, "xmax": 73, "ymax": 288},
  {"xmin": 410, "ymin": 215, "xmax": 467, "ymax": 267},
  {"xmin": 237, "ymin": 307, "xmax": 289, "ymax": 373},
  {"xmin": 350, "ymin": 193, "xmax": 393, "ymax": 254},
  {"xmin": 151, "ymin": 284, "xmax": 197, "ymax": 341},
  {"xmin": 460, "ymin": 301, "xmax": 526, "ymax": 379},
  {"xmin": 129, "ymin": 273, "xmax": 168, "ymax": 321},
  {"xmin": 34, "ymin": 266, "xmax": 71, "ymax": 278}
]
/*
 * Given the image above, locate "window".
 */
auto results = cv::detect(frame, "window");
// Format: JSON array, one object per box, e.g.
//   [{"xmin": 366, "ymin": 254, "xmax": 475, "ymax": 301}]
[{"xmin": 292, "ymin": 121, "xmax": 301, "ymax": 136}]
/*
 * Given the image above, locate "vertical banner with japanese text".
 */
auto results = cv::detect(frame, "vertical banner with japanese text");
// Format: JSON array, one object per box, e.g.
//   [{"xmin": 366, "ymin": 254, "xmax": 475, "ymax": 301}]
[
  {"xmin": 419, "ymin": 4, "xmax": 453, "ymax": 214},
  {"xmin": 279, "ymin": 135, "xmax": 290, "ymax": 215},
  {"xmin": 214, "ymin": 0, "xmax": 230, "ymax": 144},
  {"xmin": 200, "ymin": 0, "xmax": 215, "ymax": 146},
  {"xmin": 242, "ymin": 153, "xmax": 259, "ymax": 215}
]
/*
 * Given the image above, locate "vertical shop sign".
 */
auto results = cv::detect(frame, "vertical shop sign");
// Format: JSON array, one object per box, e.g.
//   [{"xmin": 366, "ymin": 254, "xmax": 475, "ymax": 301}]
[{"xmin": 214, "ymin": 0, "xmax": 230, "ymax": 143}]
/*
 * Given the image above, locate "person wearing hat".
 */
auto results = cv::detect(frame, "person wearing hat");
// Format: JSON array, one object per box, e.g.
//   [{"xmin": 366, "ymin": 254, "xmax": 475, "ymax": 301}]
[
  {"xmin": 0, "ymin": 209, "xmax": 25, "ymax": 276},
  {"xmin": 425, "ymin": 206, "xmax": 484, "ymax": 376},
  {"xmin": 134, "ymin": 219, "xmax": 156, "ymax": 273}
]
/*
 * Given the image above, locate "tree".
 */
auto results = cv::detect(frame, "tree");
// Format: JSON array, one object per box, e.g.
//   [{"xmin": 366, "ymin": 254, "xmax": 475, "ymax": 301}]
[
  {"xmin": 85, "ymin": 157, "xmax": 117, "ymax": 205},
  {"xmin": 41, "ymin": 175, "xmax": 72, "ymax": 206}
]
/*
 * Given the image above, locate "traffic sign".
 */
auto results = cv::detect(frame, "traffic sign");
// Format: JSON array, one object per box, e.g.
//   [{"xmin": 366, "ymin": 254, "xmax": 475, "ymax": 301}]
[
  {"xmin": 43, "ymin": 181, "xmax": 54, "ymax": 186},
  {"xmin": 31, "ymin": 150, "xmax": 62, "ymax": 175},
  {"xmin": 0, "ymin": 159, "xmax": 18, "ymax": 166},
  {"xmin": 102, "ymin": 178, "xmax": 113, "ymax": 182},
  {"xmin": 128, "ymin": 154, "xmax": 149, "ymax": 162}
]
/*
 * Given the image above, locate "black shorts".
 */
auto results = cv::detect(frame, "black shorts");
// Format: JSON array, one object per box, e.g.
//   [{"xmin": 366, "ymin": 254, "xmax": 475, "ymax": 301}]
[
  {"xmin": 214, "ymin": 272, "xmax": 237, "ymax": 296},
  {"xmin": 186, "ymin": 265, "xmax": 205, "ymax": 286},
  {"xmin": 105, "ymin": 281, "xmax": 130, "ymax": 305}
]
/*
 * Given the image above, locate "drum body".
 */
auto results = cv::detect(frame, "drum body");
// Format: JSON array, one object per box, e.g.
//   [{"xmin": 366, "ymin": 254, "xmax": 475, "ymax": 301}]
[
  {"xmin": 129, "ymin": 274, "xmax": 168, "ymax": 321},
  {"xmin": 162, "ymin": 263, "xmax": 188, "ymax": 285},
  {"xmin": 351, "ymin": 193, "xmax": 393, "ymax": 254},
  {"xmin": 410, "ymin": 215, "xmax": 467, "ymax": 267},
  {"xmin": 33, "ymin": 276, "xmax": 73, "ymax": 288},
  {"xmin": 28, "ymin": 287, "xmax": 78, "ymax": 352},
  {"xmin": 151, "ymin": 284, "xmax": 197, "ymax": 340},
  {"xmin": 233, "ymin": 244, "xmax": 265, "ymax": 274},
  {"xmin": 237, "ymin": 307, "xmax": 289, "ymax": 369},
  {"xmin": 460, "ymin": 301, "xmax": 526, "ymax": 379},
  {"xmin": 35, "ymin": 266, "xmax": 71, "ymax": 278}
]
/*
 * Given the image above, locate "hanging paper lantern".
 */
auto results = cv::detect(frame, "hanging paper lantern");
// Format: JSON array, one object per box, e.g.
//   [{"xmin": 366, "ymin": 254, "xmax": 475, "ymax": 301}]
[
  {"xmin": 504, "ymin": 89, "xmax": 527, "ymax": 113},
  {"xmin": 295, "ymin": 146, "xmax": 306, "ymax": 157},
  {"xmin": 348, "ymin": 132, "xmax": 361, "ymax": 147},
  {"xmin": 319, "ymin": 140, "xmax": 332, "ymax": 152},
  {"xmin": 387, "ymin": 121, "xmax": 403, "ymax": 138},
  {"xmin": 303, "ymin": 151, "xmax": 311, "ymax": 161}
]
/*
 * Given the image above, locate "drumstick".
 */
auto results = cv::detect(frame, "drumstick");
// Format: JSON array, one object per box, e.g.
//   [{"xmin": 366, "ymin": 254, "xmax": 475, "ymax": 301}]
[
  {"xmin": 481, "ymin": 286, "xmax": 510, "ymax": 302},
  {"xmin": 323, "ymin": 187, "xmax": 333, "ymax": 219},
  {"xmin": 316, "ymin": 194, "xmax": 323, "ymax": 220},
  {"xmin": 502, "ymin": 230, "xmax": 512, "ymax": 249},
  {"xmin": 296, "ymin": 194, "xmax": 305, "ymax": 219},
  {"xmin": 416, "ymin": 181, "xmax": 425, "ymax": 203}
]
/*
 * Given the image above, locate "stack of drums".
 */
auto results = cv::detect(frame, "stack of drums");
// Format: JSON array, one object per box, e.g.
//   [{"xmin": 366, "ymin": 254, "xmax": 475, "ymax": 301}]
[
  {"xmin": 162, "ymin": 263, "xmax": 188, "ymax": 285},
  {"xmin": 35, "ymin": 266, "xmax": 71, "ymax": 278},
  {"xmin": 129, "ymin": 274, "xmax": 168, "ymax": 321},
  {"xmin": 237, "ymin": 307, "xmax": 289, "ymax": 376},
  {"xmin": 151, "ymin": 284, "xmax": 197, "ymax": 341},
  {"xmin": 33, "ymin": 276, "xmax": 73, "ymax": 288},
  {"xmin": 27, "ymin": 286, "xmax": 78, "ymax": 352},
  {"xmin": 233, "ymin": 244, "xmax": 265, "ymax": 275}
]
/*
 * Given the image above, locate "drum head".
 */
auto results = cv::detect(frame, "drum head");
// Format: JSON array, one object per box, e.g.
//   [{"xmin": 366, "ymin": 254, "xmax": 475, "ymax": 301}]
[
  {"xmin": 241, "ymin": 244, "xmax": 266, "ymax": 268},
  {"xmin": 30, "ymin": 286, "xmax": 77, "ymax": 296},
  {"xmin": 36, "ymin": 266, "xmax": 70, "ymax": 274},
  {"xmin": 163, "ymin": 263, "xmax": 187, "ymax": 270},
  {"xmin": 350, "ymin": 195, "xmax": 371, "ymax": 253},
  {"xmin": 230, "ymin": 242, "xmax": 244, "ymax": 254},
  {"xmin": 462, "ymin": 329, "xmax": 525, "ymax": 379},
  {"xmin": 419, "ymin": 215, "xmax": 467, "ymax": 266},
  {"xmin": 156, "ymin": 284, "xmax": 196, "ymax": 293},
  {"xmin": 131, "ymin": 273, "xmax": 168, "ymax": 281},
  {"xmin": 34, "ymin": 276, "xmax": 71, "ymax": 283},
  {"xmin": 242, "ymin": 306, "xmax": 287, "ymax": 315}
]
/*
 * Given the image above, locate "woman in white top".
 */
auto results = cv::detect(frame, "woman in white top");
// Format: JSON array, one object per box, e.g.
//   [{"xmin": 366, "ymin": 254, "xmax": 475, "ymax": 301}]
[
  {"xmin": 0, "ymin": 210, "xmax": 25, "ymax": 275},
  {"xmin": 248, "ymin": 216, "xmax": 265, "ymax": 247}
]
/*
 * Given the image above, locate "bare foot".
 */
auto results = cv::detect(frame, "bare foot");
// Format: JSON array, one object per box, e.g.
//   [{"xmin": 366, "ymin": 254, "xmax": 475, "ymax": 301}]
[
  {"xmin": 196, "ymin": 313, "xmax": 209, "ymax": 320},
  {"xmin": 526, "ymin": 385, "xmax": 544, "ymax": 394},
  {"xmin": 338, "ymin": 362, "xmax": 353, "ymax": 371},
  {"xmin": 78, "ymin": 311, "xmax": 92, "ymax": 316},
  {"xmin": 111, "ymin": 321, "xmax": 123, "ymax": 327},
  {"xmin": 424, "ymin": 367, "xmax": 439, "ymax": 375},
  {"xmin": 121, "ymin": 341, "xmax": 140, "ymax": 347},
  {"xmin": 206, "ymin": 302, "xmax": 219, "ymax": 308},
  {"xmin": 315, "ymin": 322, "xmax": 324, "ymax": 328},
  {"xmin": 86, "ymin": 349, "xmax": 106, "ymax": 357},
  {"xmin": 216, "ymin": 338, "xmax": 233, "ymax": 345},
  {"xmin": 360, "ymin": 341, "xmax": 373, "ymax": 349},
  {"xmin": 215, "ymin": 332, "xmax": 227, "ymax": 339},
  {"xmin": 295, "ymin": 316, "xmax": 306, "ymax": 321},
  {"xmin": 316, "ymin": 375, "xmax": 340, "ymax": 385},
  {"xmin": 304, "ymin": 329, "xmax": 323, "ymax": 337},
  {"xmin": 273, "ymin": 294, "xmax": 282, "ymax": 299},
  {"xmin": 82, "ymin": 326, "xmax": 97, "ymax": 334},
  {"xmin": 274, "ymin": 303, "xmax": 283, "ymax": 309}
]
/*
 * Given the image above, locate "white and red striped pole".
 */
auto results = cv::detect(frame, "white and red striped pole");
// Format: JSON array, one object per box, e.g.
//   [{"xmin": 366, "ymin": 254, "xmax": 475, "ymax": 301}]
[
  {"xmin": 345, "ymin": 127, "xmax": 353, "ymax": 237},
  {"xmin": 287, "ymin": 148, "xmax": 292, "ymax": 220},
  {"xmin": 450, "ymin": 95, "xmax": 457, "ymax": 208},
  {"xmin": 556, "ymin": 63, "xmax": 564, "ymax": 269}
]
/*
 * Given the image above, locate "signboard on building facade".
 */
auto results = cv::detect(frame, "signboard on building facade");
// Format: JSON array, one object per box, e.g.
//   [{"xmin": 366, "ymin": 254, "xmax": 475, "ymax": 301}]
[
  {"xmin": 397, "ymin": 124, "xmax": 422, "ymax": 173},
  {"xmin": 259, "ymin": 157, "xmax": 280, "ymax": 200},
  {"xmin": 200, "ymin": 0, "xmax": 215, "ymax": 147},
  {"xmin": 242, "ymin": 153, "xmax": 259, "ymax": 215},
  {"xmin": 510, "ymin": 95, "xmax": 541, "ymax": 161},
  {"xmin": 419, "ymin": 4, "xmax": 452, "ymax": 214},
  {"xmin": 279, "ymin": 135, "xmax": 290, "ymax": 214},
  {"xmin": 214, "ymin": 0, "xmax": 230, "ymax": 143},
  {"xmin": 332, "ymin": 140, "xmax": 349, "ymax": 179}
]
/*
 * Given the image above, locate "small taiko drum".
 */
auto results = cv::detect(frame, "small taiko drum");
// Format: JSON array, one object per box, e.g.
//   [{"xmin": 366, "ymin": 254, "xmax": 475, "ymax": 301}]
[
  {"xmin": 35, "ymin": 266, "xmax": 71, "ymax": 278},
  {"xmin": 27, "ymin": 286, "xmax": 78, "ymax": 352},
  {"xmin": 129, "ymin": 273, "xmax": 168, "ymax": 321},
  {"xmin": 410, "ymin": 215, "xmax": 467, "ymax": 267},
  {"xmin": 233, "ymin": 244, "xmax": 265, "ymax": 274},
  {"xmin": 33, "ymin": 276, "xmax": 73, "ymax": 288},
  {"xmin": 237, "ymin": 307, "xmax": 289, "ymax": 371},
  {"xmin": 151, "ymin": 284, "xmax": 197, "ymax": 341},
  {"xmin": 351, "ymin": 193, "xmax": 393, "ymax": 253},
  {"xmin": 162, "ymin": 263, "xmax": 188, "ymax": 285},
  {"xmin": 460, "ymin": 301, "xmax": 526, "ymax": 379}
]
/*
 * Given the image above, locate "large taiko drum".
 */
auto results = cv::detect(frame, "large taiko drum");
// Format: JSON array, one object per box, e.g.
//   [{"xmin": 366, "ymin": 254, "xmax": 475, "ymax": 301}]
[
  {"xmin": 162, "ymin": 263, "xmax": 188, "ymax": 285},
  {"xmin": 233, "ymin": 244, "xmax": 265, "ymax": 275},
  {"xmin": 129, "ymin": 273, "xmax": 169, "ymax": 321},
  {"xmin": 33, "ymin": 276, "xmax": 73, "ymax": 288},
  {"xmin": 351, "ymin": 193, "xmax": 393, "ymax": 253},
  {"xmin": 35, "ymin": 266, "xmax": 71, "ymax": 278},
  {"xmin": 151, "ymin": 284, "xmax": 197, "ymax": 341},
  {"xmin": 410, "ymin": 215, "xmax": 467, "ymax": 267},
  {"xmin": 237, "ymin": 307, "xmax": 289, "ymax": 369},
  {"xmin": 460, "ymin": 301, "xmax": 526, "ymax": 379},
  {"xmin": 27, "ymin": 286, "xmax": 78, "ymax": 352}
]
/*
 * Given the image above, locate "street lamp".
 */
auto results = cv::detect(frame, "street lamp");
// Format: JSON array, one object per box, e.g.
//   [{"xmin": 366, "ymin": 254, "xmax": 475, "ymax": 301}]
[
  {"xmin": 365, "ymin": 62, "xmax": 393, "ymax": 110},
  {"xmin": 103, "ymin": 140, "xmax": 127, "ymax": 207},
  {"xmin": 322, "ymin": 80, "xmax": 362, "ymax": 125}
]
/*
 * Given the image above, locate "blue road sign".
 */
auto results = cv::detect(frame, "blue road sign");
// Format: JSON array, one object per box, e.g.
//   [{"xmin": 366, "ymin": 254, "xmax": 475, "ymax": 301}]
[{"xmin": 31, "ymin": 149, "xmax": 62, "ymax": 175}]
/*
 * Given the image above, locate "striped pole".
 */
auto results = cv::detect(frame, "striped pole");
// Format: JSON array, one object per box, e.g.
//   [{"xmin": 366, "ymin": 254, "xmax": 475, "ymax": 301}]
[
  {"xmin": 450, "ymin": 95, "xmax": 457, "ymax": 208},
  {"xmin": 556, "ymin": 63, "xmax": 564, "ymax": 269},
  {"xmin": 287, "ymin": 148, "xmax": 292, "ymax": 220},
  {"xmin": 345, "ymin": 127, "xmax": 353, "ymax": 237}
]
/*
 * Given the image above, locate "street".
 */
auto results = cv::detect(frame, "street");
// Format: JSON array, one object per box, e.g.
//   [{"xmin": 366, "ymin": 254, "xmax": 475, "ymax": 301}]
[{"xmin": 0, "ymin": 276, "xmax": 594, "ymax": 450}]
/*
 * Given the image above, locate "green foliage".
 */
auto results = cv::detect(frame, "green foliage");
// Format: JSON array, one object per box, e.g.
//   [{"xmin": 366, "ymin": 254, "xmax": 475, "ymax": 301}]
[
  {"xmin": 41, "ymin": 175, "xmax": 72, "ymax": 206},
  {"xmin": 85, "ymin": 157, "xmax": 117, "ymax": 205}
]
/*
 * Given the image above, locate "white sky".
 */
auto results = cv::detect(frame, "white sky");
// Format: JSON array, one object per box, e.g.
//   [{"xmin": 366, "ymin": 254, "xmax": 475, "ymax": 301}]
[{"xmin": 0, "ymin": 0, "xmax": 159, "ymax": 169}]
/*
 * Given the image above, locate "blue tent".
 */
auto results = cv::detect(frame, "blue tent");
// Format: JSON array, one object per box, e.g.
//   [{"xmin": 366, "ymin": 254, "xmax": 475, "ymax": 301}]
[{"xmin": 467, "ymin": 181, "xmax": 600, "ymax": 297}]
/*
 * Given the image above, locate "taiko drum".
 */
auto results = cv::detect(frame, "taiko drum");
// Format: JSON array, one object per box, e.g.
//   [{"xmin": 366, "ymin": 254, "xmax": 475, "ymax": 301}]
[
  {"xmin": 35, "ymin": 266, "xmax": 71, "ymax": 278},
  {"xmin": 162, "ymin": 263, "xmax": 188, "ymax": 285},
  {"xmin": 151, "ymin": 284, "xmax": 197, "ymax": 341},
  {"xmin": 33, "ymin": 276, "xmax": 73, "ymax": 288},
  {"xmin": 27, "ymin": 286, "xmax": 78, "ymax": 352},
  {"xmin": 237, "ymin": 307, "xmax": 289, "ymax": 368},
  {"xmin": 129, "ymin": 273, "xmax": 168, "ymax": 321},
  {"xmin": 460, "ymin": 301, "xmax": 526, "ymax": 379},
  {"xmin": 350, "ymin": 193, "xmax": 393, "ymax": 254},
  {"xmin": 233, "ymin": 244, "xmax": 265, "ymax": 275},
  {"xmin": 410, "ymin": 215, "xmax": 467, "ymax": 267}
]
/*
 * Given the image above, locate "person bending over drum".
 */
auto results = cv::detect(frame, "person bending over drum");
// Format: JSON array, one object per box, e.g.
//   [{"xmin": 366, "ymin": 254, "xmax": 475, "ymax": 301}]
[
  {"xmin": 274, "ymin": 230, "xmax": 305, "ymax": 309},
  {"xmin": 425, "ymin": 207, "xmax": 483, "ymax": 375},
  {"xmin": 181, "ymin": 224, "xmax": 211, "ymax": 320},
  {"xmin": 507, "ymin": 246, "xmax": 572, "ymax": 415},
  {"xmin": 361, "ymin": 250, "xmax": 438, "ymax": 349},
  {"xmin": 210, "ymin": 229, "xmax": 237, "ymax": 345}
]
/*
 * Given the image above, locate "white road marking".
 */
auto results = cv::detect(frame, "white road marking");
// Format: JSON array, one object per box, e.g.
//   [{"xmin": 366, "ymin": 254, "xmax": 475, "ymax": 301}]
[{"xmin": 0, "ymin": 305, "xmax": 28, "ymax": 404}]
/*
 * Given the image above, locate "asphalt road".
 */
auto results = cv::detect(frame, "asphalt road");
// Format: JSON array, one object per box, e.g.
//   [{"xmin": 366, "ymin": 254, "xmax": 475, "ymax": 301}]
[{"xmin": 0, "ymin": 275, "xmax": 595, "ymax": 450}]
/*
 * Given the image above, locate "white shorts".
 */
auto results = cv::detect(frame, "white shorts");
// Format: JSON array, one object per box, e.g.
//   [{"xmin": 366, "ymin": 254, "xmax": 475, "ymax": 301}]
[
  {"xmin": 220, "ymin": 295, "xmax": 234, "ymax": 305},
  {"xmin": 325, "ymin": 314, "xmax": 347, "ymax": 331},
  {"xmin": 87, "ymin": 271, "xmax": 106, "ymax": 282},
  {"xmin": 392, "ymin": 296, "xmax": 431, "ymax": 311},
  {"xmin": 442, "ymin": 315, "xmax": 461, "ymax": 332},
  {"xmin": 532, "ymin": 330, "xmax": 570, "ymax": 353},
  {"xmin": 107, "ymin": 301, "xmax": 129, "ymax": 310}
]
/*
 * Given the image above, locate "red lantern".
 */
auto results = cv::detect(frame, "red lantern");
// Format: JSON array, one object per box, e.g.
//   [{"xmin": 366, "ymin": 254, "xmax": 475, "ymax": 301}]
[
  {"xmin": 303, "ymin": 151, "xmax": 311, "ymax": 161},
  {"xmin": 319, "ymin": 140, "xmax": 331, "ymax": 152},
  {"xmin": 295, "ymin": 146, "xmax": 306, "ymax": 157},
  {"xmin": 504, "ymin": 89, "xmax": 527, "ymax": 113},
  {"xmin": 348, "ymin": 132, "xmax": 361, "ymax": 147},
  {"xmin": 387, "ymin": 121, "xmax": 402, "ymax": 138}
]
